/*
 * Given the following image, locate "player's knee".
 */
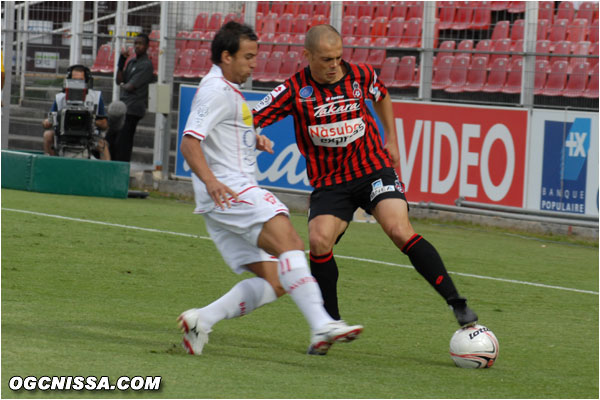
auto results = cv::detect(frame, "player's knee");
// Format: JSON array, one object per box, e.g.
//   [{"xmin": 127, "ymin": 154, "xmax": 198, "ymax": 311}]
[
  {"xmin": 387, "ymin": 224, "xmax": 414, "ymax": 248},
  {"xmin": 270, "ymin": 282, "xmax": 286, "ymax": 298}
]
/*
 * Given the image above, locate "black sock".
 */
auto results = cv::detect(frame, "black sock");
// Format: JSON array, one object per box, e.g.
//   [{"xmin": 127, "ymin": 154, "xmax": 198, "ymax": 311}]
[
  {"xmin": 401, "ymin": 234, "xmax": 460, "ymax": 303},
  {"xmin": 309, "ymin": 251, "xmax": 341, "ymax": 320}
]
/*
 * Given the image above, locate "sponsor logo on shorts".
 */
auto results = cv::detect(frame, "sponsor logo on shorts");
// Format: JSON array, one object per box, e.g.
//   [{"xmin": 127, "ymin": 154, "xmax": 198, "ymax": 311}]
[
  {"xmin": 308, "ymin": 117, "xmax": 365, "ymax": 147},
  {"xmin": 299, "ymin": 86, "xmax": 314, "ymax": 98},
  {"xmin": 313, "ymin": 100, "xmax": 360, "ymax": 117},
  {"xmin": 370, "ymin": 183, "xmax": 396, "ymax": 201}
]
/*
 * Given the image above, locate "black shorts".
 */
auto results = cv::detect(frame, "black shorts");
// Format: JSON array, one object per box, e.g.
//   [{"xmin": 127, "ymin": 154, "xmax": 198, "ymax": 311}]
[{"xmin": 308, "ymin": 167, "xmax": 408, "ymax": 223}]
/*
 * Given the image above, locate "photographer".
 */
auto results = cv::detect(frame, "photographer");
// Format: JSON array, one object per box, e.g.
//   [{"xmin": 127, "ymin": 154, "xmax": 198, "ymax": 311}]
[{"xmin": 42, "ymin": 65, "xmax": 110, "ymax": 160}]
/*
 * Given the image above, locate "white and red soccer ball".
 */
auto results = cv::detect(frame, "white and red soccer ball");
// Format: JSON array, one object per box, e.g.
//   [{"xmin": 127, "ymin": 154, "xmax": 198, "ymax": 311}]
[{"xmin": 449, "ymin": 324, "xmax": 499, "ymax": 368}]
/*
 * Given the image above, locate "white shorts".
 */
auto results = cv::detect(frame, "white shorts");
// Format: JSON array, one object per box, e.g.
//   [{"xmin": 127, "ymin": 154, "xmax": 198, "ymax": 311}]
[{"xmin": 203, "ymin": 186, "xmax": 289, "ymax": 274}]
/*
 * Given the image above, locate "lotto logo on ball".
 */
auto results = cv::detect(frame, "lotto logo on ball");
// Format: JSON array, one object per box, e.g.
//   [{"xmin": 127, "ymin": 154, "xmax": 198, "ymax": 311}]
[{"xmin": 449, "ymin": 324, "xmax": 499, "ymax": 368}]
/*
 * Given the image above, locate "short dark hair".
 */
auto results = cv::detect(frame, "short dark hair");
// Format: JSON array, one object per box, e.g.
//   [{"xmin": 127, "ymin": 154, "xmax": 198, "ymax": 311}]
[
  {"xmin": 211, "ymin": 21, "xmax": 258, "ymax": 65},
  {"xmin": 136, "ymin": 33, "xmax": 149, "ymax": 46}
]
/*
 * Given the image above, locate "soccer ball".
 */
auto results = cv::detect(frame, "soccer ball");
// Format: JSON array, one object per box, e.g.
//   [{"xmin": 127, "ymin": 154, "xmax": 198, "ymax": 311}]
[{"xmin": 449, "ymin": 324, "xmax": 499, "ymax": 368}]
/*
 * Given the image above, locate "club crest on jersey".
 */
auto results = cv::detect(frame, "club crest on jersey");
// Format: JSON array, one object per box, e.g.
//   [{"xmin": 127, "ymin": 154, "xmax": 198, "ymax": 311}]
[
  {"xmin": 299, "ymin": 86, "xmax": 314, "ymax": 98},
  {"xmin": 352, "ymin": 82, "xmax": 362, "ymax": 98}
]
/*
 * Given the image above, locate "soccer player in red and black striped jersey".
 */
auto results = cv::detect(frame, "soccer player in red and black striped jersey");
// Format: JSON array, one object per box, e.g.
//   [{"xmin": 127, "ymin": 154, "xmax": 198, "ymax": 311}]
[{"xmin": 253, "ymin": 25, "xmax": 478, "ymax": 329}]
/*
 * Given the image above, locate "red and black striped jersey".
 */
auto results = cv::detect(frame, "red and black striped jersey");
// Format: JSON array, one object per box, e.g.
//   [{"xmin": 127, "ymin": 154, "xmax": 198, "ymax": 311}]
[{"xmin": 253, "ymin": 61, "xmax": 393, "ymax": 189}]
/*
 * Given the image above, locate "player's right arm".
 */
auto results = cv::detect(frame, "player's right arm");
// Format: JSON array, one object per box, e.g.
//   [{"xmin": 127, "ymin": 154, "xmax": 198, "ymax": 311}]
[{"xmin": 180, "ymin": 135, "xmax": 239, "ymax": 209}]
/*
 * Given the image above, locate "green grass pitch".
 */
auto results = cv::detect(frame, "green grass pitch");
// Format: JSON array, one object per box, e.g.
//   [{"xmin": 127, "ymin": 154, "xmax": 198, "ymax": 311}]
[{"xmin": 1, "ymin": 188, "xmax": 598, "ymax": 398}]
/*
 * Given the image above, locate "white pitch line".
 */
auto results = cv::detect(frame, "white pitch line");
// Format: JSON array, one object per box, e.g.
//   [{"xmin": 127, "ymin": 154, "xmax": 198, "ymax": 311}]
[{"xmin": 3, "ymin": 207, "xmax": 598, "ymax": 296}]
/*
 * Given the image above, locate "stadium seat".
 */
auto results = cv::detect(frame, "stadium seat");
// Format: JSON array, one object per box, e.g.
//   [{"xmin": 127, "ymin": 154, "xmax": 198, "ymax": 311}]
[
  {"xmin": 470, "ymin": 1, "xmax": 492, "ymax": 30},
  {"xmin": 569, "ymin": 41, "xmax": 592, "ymax": 73},
  {"xmin": 223, "ymin": 12, "xmax": 241, "ymax": 25},
  {"xmin": 550, "ymin": 40, "xmax": 571, "ymax": 65},
  {"xmin": 261, "ymin": 13, "xmax": 278, "ymax": 33},
  {"xmin": 588, "ymin": 20, "xmax": 599, "ymax": 43},
  {"xmin": 437, "ymin": 1, "xmax": 457, "ymax": 31},
  {"xmin": 149, "ymin": 30, "xmax": 160, "ymax": 50},
  {"xmin": 474, "ymin": 39, "xmax": 492, "ymax": 64},
  {"xmin": 309, "ymin": 14, "xmax": 328, "ymax": 29},
  {"xmin": 491, "ymin": 20, "xmax": 510, "ymax": 40},
  {"xmin": 270, "ymin": 2, "xmax": 285, "ymax": 16},
  {"xmin": 410, "ymin": 64, "xmax": 421, "ymax": 87},
  {"xmin": 371, "ymin": 16, "xmax": 389, "ymax": 37},
  {"xmin": 463, "ymin": 56, "xmax": 488, "ymax": 92},
  {"xmin": 379, "ymin": 57, "xmax": 400, "ymax": 87},
  {"xmin": 387, "ymin": 17, "xmax": 405, "ymax": 48},
  {"xmin": 193, "ymin": 12, "xmax": 209, "ymax": 31},
  {"xmin": 576, "ymin": 2, "xmax": 597, "ymax": 24},
  {"xmin": 394, "ymin": 55, "xmax": 416, "ymax": 88},
  {"xmin": 431, "ymin": 55, "xmax": 455, "ymax": 89},
  {"xmin": 457, "ymin": 39, "xmax": 474, "ymax": 57},
  {"xmin": 252, "ymin": 51, "xmax": 270, "ymax": 81},
  {"xmin": 540, "ymin": 60, "xmax": 568, "ymax": 96},
  {"xmin": 445, "ymin": 56, "xmax": 470, "ymax": 92},
  {"xmin": 451, "ymin": 1, "xmax": 474, "ymax": 30},
  {"xmin": 201, "ymin": 31, "xmax": 215, "ymax": 50},
  {"xmin": 439, "ymin": 40, "xmax": 457, "ymax": 52},
  {"xmin": 536, "ymin": 40, "xmax": 551, "ymax": 61},
  {"xmin": 511, "ymin": 38, "xmax": 524, "ymax": 53},
  {"xmin": 582, "ymin": 63, "xmax": 599, "ymax": 98},
  {"xmin": 185, "ymin": 48, "xmax": 208, "ymax": 78},
  {"xmin": 355, "ymin": 16, "xmax": 372, "ymax": 38},
  {"xmin": 351, "ymin": 37, "xmax": 371, "ymax": 64},
  {"xmin": 562, "ymin": 61, "xmax": 590, "ymax": 97},
  {"xmin": 400, "ymin": 18, "xmax": 422, "ymax": 48},
  {"xmin": 91, "ymin": 44, "xmax": 112, "ymax": 73},
  {"xmin": 344, "ymin": 1, "xmax": 361, "ymax": 18},
  {"xmin": 284, "ymin": 2, "xmax": 301, "ymax": 15},
  {"xmin": 367, "ymin": 37, "xmax": 388, "ymax": 68},
  {"xmin": 314, "ymin": 2, "xmax": 331, "ymax": 17},
  {"xmin": 537, "ymin": 19, "xmax": 550, "ymax": 40},
  {"xmin": 277, "ymin": 51, "xmax": 300, "ymax": 82},
  {"xmin": 566, "ymin": 19, "xmax": 590, "ymax": 50},
  {"xmin": 273, "ymin": 33, "xmax": 291, "ymax": 54},
  {"xmin": 482, "ymin": 57, "xmax": 509, "ymax": 92},
  {"xmin": 342, "ymin": 36, "xmax": 356, "ymax": 60},
  {"xmin": 256, "ymin": 2, "xmax": 270, "ymax": 16},
  {"xmin": 501, "ymin": 58, "xmax": 523, "ymax": 93},
  {"xmin": 556, "ymin": 1, "xmax": 575, "ymax": 23},
  {"xmin": 507, "ymin": 1, "xmax": 526, "ymax": 14},
  {"xmin": 434, "ymin": 41, "xmax": 456, "ymax": 70},
  {"xmin": 510, "ymin": 19, "xmax": 525, "ymax": 44},
  {"xmin": 534, "ymin": 59, "xmax": 550, "ymax": 94},
  {"xmin": 258, "ymin": 32, "xmax": 276, "ymax": 54},
  {"xmin": 341, "ymin": 15, "xmax": 358, "ymax": 36},
  {"xmin": 278, "ymin": 13, "xmax": 294, "ymax": 34},
  {"xmin": 374, "ymin": 3, "xmax": 392, "ymax": 19},
  {"xmin": 259, "ymin": 51, "xmax": 283, "ymax": 82},
  {"xmin": 292, "ymin": 14, "xmax": 310, "ymax": 34},
  {"xmin": 289, "ymin": 33, "xmax": 305, "ymax": 53},
  {"xmin": 255, "ymin": 12, "xmax": 264, "ymax": 32},
  {"xmin": 407, "ymin": 1, "xmax": 424, "ymax": 20},
  {"xmin": 490, "ymin": 38, "xmax": 512, "ymax": 63},
  {"xmin": 490, "ymin": 1, "xmax": 509, "ymax": 11},
  {"xmin": 589, "ymin": 43, "xmax": 599, "ymax": 70},
  {"xmin": 391, "ymin": 1, "xmax": 409, "ymax": 19},
  {"xmin": 548, "ymin": 19, "xmax": 569, "ymax": 48},
  {"xmin": 175, "ymin": 31, "xmax": 189, "ymax": 52},
  {"xmin": 538, "ymin": 1, "xmax": 554, "ymax": 23},
  {"xmin": 174, "ymin": 49, "xmax": 195, "ymax": 78},
  {"xmin": 185, "ymin": 31, "xmax": 204, "ymax": 52},
  {"xmin": 297, "ymin": 57, "xmax": 308, "ymax": 73}
]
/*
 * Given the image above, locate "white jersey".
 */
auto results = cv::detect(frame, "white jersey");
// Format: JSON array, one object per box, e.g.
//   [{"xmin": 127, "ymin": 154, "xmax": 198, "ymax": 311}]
[{"xmin": 183, "ymin": 65, "xmax": 259, "ymax": 213}]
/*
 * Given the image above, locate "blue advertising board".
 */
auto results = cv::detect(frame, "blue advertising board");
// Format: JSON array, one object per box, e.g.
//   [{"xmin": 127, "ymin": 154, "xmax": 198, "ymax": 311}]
[{"xmin": 175, "ymin": 84, "xmax": 384, "ymax": 193}]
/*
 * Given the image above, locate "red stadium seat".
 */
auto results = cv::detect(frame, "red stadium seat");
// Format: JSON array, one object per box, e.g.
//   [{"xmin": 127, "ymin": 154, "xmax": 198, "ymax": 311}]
[
  {"xmin": 149, "ymin": 30, "xmax": 160, "ymax": 49},
  {"xmin": 289, "ymin": 33, "xmax": 305, "ymax": 53},
  {"xmin": 550, "ymin": 40, "xmax": 571, "ymax": 65},
  {"xmin": 490, "ymin": 38, "xmax": 512, "ymax": 63},
  {"xmin": 355, "ymin": 16, "xmax": 372, "ymax": 38},
  {"xmin": 407, "ymin": 1, "xmax": 424, "ymax": 20},
  {"xmin": 510, "ymin": 19, "xmax": 525, "ymax": 43},
  {"xmin": 270, "ymin": 2, "xmax": 285, "ymax": 16},
  {"xmin": 91, "ymin": 44, "xmax": 112, "ymax": 73},
  {"xmin": 292, "ymin": 14, "xmax": 310, "ymax": 34},
  {"xmin": 367, "ymin": 37, "xmax": 388, "ymax": 68},
  {"xmin": 491, "ymin": 20, "xmax": 510, "ymax": 40},
  {"xmin": 278, "ymin": 13, "xmax": 294, "ymax": 34},
  {"xmin": 470, "ymin": 1, "xmax": 492, "ymax": 30},
  {"xmin": 341, "ymin": 15, "xmax": 358, "ymax": 36},
  {"xmin": 474, "ymin": 39, "xmax": 492, "ymax": 64},
  {"xmin": 548, "ymin": 19, "xmax": 569, "ymax": 48},
  {"xmin": 507, "ymin": 1, "xmax": 526, "ymax": 14},
  {"xmin": 258, "ymin": 32, "xmax": 276, "ymax": 54},
  {"xmin": 537, "ymin": 19, "xmax": 550, "ymax": 40},
  {"xmin": 193, "ymin": 12, "xmax": 209, "ymax": 31},
  {"xmin": 259, "ymin": 51, "xmax": 284, "ymax": 82},
  {"xmin": 374, "ymin": 3, "xmax": 392, "ymax": 19},
  {"xmin": 451, "ymin": 1, "xmax": 474, "ymax": 30},
  {"xmin": 186, "ymin": 48, "xmax": 209, "ymax": 78},
  {"xmin": 482, "ymin": 57, "xmax": 509, "ymax": 92},
  {"xmin": 576, "ymin": 2, "xmax": 597, "ymax": 24},
  {"xmin": 541, "ymin": 60, "xmax": 569, "ymax": 95},
  {"xmin": 439, "ymin": 40, "xmax": 457, "ymax": 52},
  {"xmin": 556, "ymin": 1, "xmax": 575, "ymax": 23},
  {"xmin": 434, "ymin": 41, "xmax": 456, "ymax": 70},
  {"xmin": 569, "ymin": 41, "xmax": 592, "ymax": 73},
  {"xmin": 536, "ymin": 40, "xmax": 551, "ymax": 62},
  {"xmin": 309, "ymin": 14, "xmax": 328, "ymax": 29},
  {"xmin": 223, "ymin": 13, "xmax": 241, "ymax": 25},
  {"xmin": 174, "ymin": 49, "xmax": 195, "ymax": 78},
  {"xmin": 342, "ymin": 36, "xmax": 356, "ymax": 61},
  {"xmin": 273, "ymin": 33, "xmax": 291, "ymax": 54},
  {"xmin": 588, "ymin": 20, "xmax": 599, "ymax": 43},
  {"xmin": 283, "ymin": 2, "xmax": 300, "ymax": 15},
  {"xmin": 437, "ymin": 1, "xmax": 457, "ymax": 31},
  {"xmin": 314, "ymin": 2, "xmax": 331, "ymax": 18},
  {"xmin": 277, "ymin": 51, "xmax": 300, "ymax": 82},
  {"xmin": 410, "ymin": 64, "xmax": 421, "ymax": 87},
  {"xmin": 400, "ymin": 18, "xmax": 422, "ymax": 48},
  {"xmin": 390, "ymin": 1, "xmax": 408, "ymax": 19},
  {"xmin": 207, "ymin": 13, "xmax": 223, "ymax": 31},
  {"xmin": 255, "ymin": 12, "xmax": 264, "ymax": 32},
  {"xmin": 344, "ymin": 1, "xmax": 361, "ymax": 18},
  {"xmin": 387, "ymin": 17, "xmax": 405, "ymax": 48},
  {"xmin": 351, "ymin": 37, "xmax": 371, "ymax": 64},
  {"xmin": 445, "ymin": 56, "xmax": 470, "ymax": 92},
  {"xmin": 589, "ymin": 43, "xmax": 599, "ymax": 70},
  {"xmin": 185, "ymin": 31, "xmax": 204, "ymax": 52},
  {"xmin": 201, "ymin": 31, "xmax": 215, "ymax": 50},
  {"xmin": 175, "ymin": 31, "xmax": 189, "ymax": 52},
  {"xmin": 534, "ymin": 59, "xmax": 550, "ymax": 94},
  {"xmin": 252, "ymin": 51, "xmax": 270, "ymax": 81},
  {"xmin": 501, "ymin": 58, "xmax": 523, "ymax": 93},
  {"xmin": 562, "ymin": 61, "xmax": 590, "ymax": 97},
  {"xmin": 566, "ymin": 19, "xmax": 589, "ymax": 50},
  {"xmin": 490, "ymin": 1, "xmax": 509, "ymax": 11},
  {"xmin": 256, "ymin": 2, "xmax": 270, "ymax": 16},
  {"xmin": 463, "ymin": 56, "xmax": 488, "ymax": 92},
  {"xmin": 431, "ymin": 55, "xmax": 454, "ymax": 89},
  {"xmin": 457, "ymin": 39, "xmax": 474, "ymax": 57},
  {"xmin": 261, "ymin": 13, "xmax": 278, "ymax": 33},
  {"xmin": 394, "ymin": 55, "xmax": 416, "ymax": 88},
  {"xmin": 538, "ymin": 1, "xmax": 554, "ymax": 23},
  {"xmin": 379, "ymin": 57, "xmax": 400, "ymax": 87},
  {"xmin": 371, "ymin": 16, "xmax": 389, "ymax": 37},
  {"xmin": 582, "ymin": 63, "xmax": 599, "ymax": 98}
]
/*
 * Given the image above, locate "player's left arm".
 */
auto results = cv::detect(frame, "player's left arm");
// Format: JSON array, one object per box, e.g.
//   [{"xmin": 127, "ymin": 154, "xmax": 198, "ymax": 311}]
[{"xmin": 372, "ymin": 93, "xmax": 399, "ymax": 166}]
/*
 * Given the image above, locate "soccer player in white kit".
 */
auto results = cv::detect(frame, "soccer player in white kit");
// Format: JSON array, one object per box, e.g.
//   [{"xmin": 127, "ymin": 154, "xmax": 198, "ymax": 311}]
[{"xmin": 178, "ymin": 21, "xmax": 362, "ymax": 356}]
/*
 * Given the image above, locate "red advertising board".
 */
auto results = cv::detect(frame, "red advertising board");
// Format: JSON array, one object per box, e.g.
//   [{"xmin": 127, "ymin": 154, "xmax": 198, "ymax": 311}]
[{"xmin": 392, "ymin": 102, "xmax": 528, "ymax": 207}]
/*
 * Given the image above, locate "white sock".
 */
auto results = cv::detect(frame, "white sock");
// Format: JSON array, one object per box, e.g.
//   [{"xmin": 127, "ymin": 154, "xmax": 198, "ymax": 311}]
[
  {"xmin": 278, "ymin": 250, "xmax": 334, "ymax": 331},
  {"xmin": 197, "ymin": 277, "xmax": 277, "ymax": 331}
]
